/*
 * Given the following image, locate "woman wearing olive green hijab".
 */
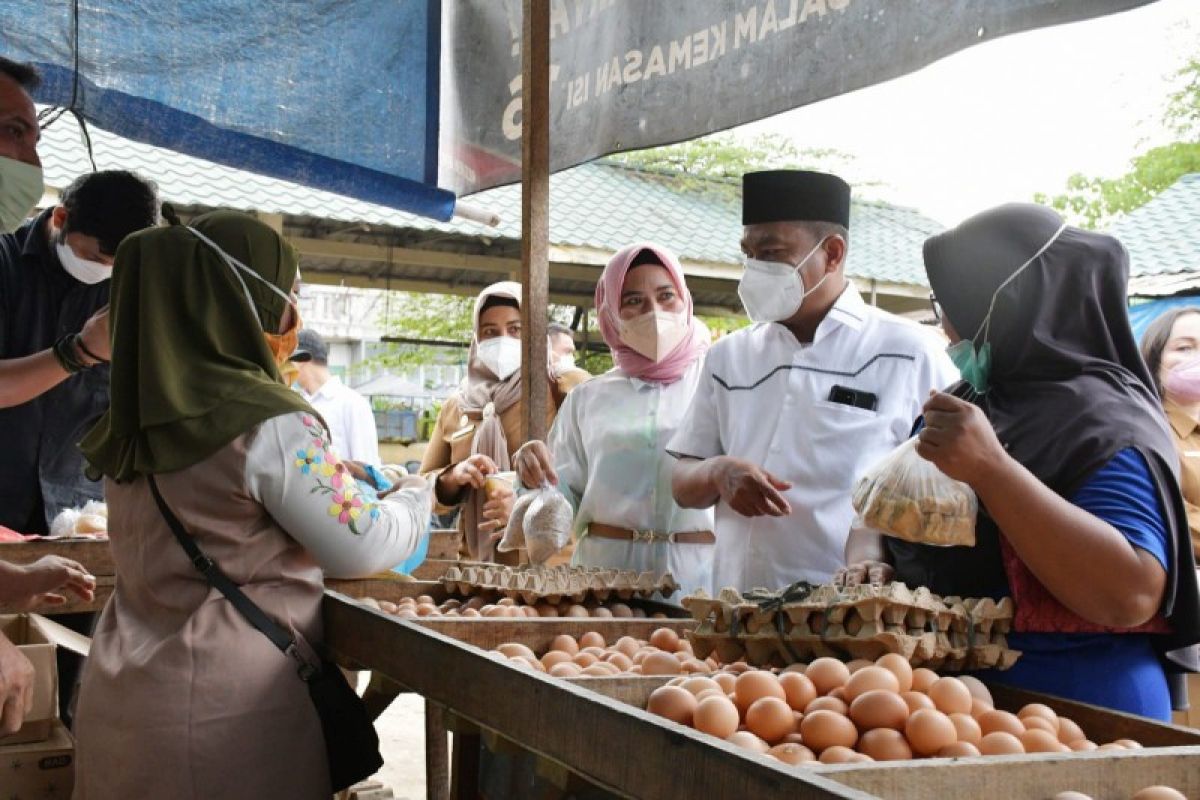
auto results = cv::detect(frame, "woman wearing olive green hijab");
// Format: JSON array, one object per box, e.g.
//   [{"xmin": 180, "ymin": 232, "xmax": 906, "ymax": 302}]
[{"xmin": 72, "ymin": 211, "xmax": 432, "ymax": 800}]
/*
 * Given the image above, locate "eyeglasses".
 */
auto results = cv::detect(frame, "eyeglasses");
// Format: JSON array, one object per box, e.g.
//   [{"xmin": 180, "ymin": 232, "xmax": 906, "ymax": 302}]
[{"xmin": 928, "ymin": 293, "xmax": 942, "ymax": 324}]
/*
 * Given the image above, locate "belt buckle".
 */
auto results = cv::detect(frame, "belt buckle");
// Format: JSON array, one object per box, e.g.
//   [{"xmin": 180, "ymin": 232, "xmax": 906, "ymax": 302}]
[{"xmin": 632, "ymin": 529, "xmax": 656, "ymax": 543}]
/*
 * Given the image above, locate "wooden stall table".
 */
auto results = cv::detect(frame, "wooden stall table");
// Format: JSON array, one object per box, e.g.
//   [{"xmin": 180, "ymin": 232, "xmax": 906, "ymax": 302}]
[
  {"xmin": 325, "ymin": 591, "xmax": 1200, "ymax": 800},
  {"xmin": 0, "ymin": 537, "xmax": 114, "ymax": 615}
]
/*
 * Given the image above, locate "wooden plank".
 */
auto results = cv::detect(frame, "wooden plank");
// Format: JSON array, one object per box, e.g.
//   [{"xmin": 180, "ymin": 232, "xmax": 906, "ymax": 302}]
[
  {"xmin": 409, "ymin": 617, "xmax": 695, "ymax": 653},
  {"xmin": 819, "ymin": 747, "xmax": 1200, "ymax": 800},
  {"xmin": 324, "ymin": 592, "xmax": 870, "ymax": 799},
  {"xmin": 0, "ymin": 538, "xmax": 114, "ymax": 576},
  {"xmin": 427, "ymin": 530, "xmax": 461, "ymax": 561},
  {"xmin": 519, "ymin": 0, "xmax": 551, "ymax": 443},
  {"xmin": 425, "ymin": 700, "xmax": 450, "ymax": 800},
  {"xmin": 412, "ymin": 559, "xmax": 457, "ymax": 581},
  {"xmin": 0, "ymin": 575, "xmax": 114, "ymax": 615}
]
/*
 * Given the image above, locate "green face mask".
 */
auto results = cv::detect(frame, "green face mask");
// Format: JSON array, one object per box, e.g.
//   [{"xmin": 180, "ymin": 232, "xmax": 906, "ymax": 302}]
[
  {"xmin": 943, "ymin": 221, "xmax": 1068, "ymax": 396},
  {"xmin": 0, "ymin": 155, "xmax": 44, "ymax": 233}
]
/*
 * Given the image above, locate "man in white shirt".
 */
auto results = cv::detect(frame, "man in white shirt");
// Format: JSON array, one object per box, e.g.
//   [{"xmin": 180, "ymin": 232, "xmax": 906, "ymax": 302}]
[
  {"xmin": 290, "ymin": 328, "xmax": 382, "ymax": 464},
  {"xmin": 669, "ymin": 170, "xmax": 957, "ymax": 593}
]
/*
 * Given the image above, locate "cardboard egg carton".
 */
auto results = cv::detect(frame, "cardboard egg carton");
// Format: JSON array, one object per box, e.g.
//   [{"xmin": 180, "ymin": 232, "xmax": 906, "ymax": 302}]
[
  {"xmin": 441, "ymin": 564, "xmax": 678, "ymax": 606},
  {"xmin": 681, "ymin": 582, "xmax": 1020, "ymax": 671}
]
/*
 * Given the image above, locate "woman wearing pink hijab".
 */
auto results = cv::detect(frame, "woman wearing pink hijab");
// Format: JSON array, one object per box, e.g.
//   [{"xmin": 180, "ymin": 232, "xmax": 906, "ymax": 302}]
[{"xmin": 515, "ymin": 243, "xmax": 715, "ymax": 596}]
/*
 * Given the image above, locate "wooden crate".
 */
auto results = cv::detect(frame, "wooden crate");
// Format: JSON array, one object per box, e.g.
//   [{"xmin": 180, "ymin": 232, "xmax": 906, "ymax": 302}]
[
  {"xmin": 409, "ymin": 616, "xmax": 695, "ymax": 653},
  {"xmin": 0, "ymin": 539, "xmax": 114, "ymax": 614},
  {"xmin": 325, "ymin": 576, "xmax": 448, "ymax": 604}
]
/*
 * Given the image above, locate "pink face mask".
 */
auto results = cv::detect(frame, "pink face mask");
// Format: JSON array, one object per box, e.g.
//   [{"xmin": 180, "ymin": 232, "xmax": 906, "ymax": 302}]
[{"xmin": 1165, "ymin": 354, "xmax": 1200, "ymax": 403}]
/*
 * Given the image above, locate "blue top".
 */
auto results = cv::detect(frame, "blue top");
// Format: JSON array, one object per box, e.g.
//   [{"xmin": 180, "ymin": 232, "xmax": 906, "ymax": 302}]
[{"xmin": 978, "ymin": 447, "xmax": 1172, "ymax": 720}]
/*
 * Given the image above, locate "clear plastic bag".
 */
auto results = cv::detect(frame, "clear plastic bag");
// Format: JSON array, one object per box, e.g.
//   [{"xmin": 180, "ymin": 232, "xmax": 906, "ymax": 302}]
[
  {"xmin": 851, "ymin": 437, "xmax": 978, "ymax": 547},
  {"xmin": 498, "ymin": 485, "xmax": 573, "ymax": 565}
]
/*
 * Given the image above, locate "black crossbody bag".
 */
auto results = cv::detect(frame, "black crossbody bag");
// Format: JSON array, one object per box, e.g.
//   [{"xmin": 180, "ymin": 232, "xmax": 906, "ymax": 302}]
[{"xmin": 148, "ymin": 476, "xmax": 383, "ymax": 792}]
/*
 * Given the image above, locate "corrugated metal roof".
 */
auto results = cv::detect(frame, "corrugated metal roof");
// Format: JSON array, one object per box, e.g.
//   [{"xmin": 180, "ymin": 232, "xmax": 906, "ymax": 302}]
[
  {"xmin": 1110, "ymin": 173, "xmax": 1200, "ymax": 278},
  {"xmin": 39, "ymin": 115, "xmax": 942, "ymax": 289}
]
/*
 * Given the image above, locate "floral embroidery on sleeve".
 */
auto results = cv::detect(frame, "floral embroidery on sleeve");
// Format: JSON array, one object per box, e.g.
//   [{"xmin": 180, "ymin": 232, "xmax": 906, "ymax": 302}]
[{"xmin": 296, "ymin": 415, "xmax": 381, "ymax": 535}]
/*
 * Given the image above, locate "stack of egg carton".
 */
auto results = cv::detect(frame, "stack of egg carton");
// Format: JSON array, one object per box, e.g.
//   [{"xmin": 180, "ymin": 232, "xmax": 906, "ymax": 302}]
[
  {"xmin": 681, "ymin": 582, "xmax": 1019, "ymax": 671},
  {"xmin": 441, "ymin": 564, "xmax": 678, "ymax": 606}
]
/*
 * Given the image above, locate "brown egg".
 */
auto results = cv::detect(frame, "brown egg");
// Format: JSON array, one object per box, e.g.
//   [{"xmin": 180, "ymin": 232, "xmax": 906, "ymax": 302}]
[
  {"xmin": 849, "ymin": 690, "xmax": 910, "ymax": 732},
  {"xmin": 416, "ymin": 603, "xmax": 438, "ymax": 617},
  {"xmin": 805, "ymin": 696, "xmax": 849, "ymax": 716},
  {"xmin": 496, "ymin": 642, "xmax": 537, "ymax": 661},
  {"xmin": 875, "ymin": 653, "xmax": 914, "ymax": 693},
  {"xmin": 956, "ymin": 675, "xmax": 993, "ymax": 705},
  {"xmin": 649, "ymin": 627, "xmax": 680, "ymax": 651},
  {"xmin": 1131, "ymin": 787, "xmax": 1187, "ymax": 800},
  {"xmin": 581, "ymin": 646, "xmax": 607, "ymax": 659},
  {"xmin": 534, "ymin": 602, "xmax": 557, "ymax": 617},
  {"xmin": 767, "ymin": 742, "xmax": 815, "ymax": 765},
  {"xmin": 579, "ymin": 631, "xmax": 606, "ymax": 649},
  {"xmin": 540, "ymin": 651, "xmax": 573, "ymax": 670},
  {"xmin": 694, "ymin": 695, "xmax": 740, "ymax": 739},
  {"xmin": 977, "ymin": 709, "xmax": 1026, "ymax": 738},
  {"xmin": 632, "ymin": 649, "xmax": 652, "ymax": 666},
  {"xmin": 927, "ymin": 677, "xmax": 973, "ymax": 715},
  {"xmin": 844, "ymin": 666, "xmax": 901, "ymax": 702},
  {"xmin": 780, "ymin": 662, "xmax": 809, "ymax": 675},
  {"xmin": 551, "ymin": 634, "xmax": 579, "ymax": 655},
  {"xmin": 647, "ymin": 685, "xmax": 698, "ymax": 725},
  {"xmin": 642, "ymin": 651, "xmax": 684, "ymax": 676},
  {"xmin": 581, "ymin": 664, "xmax": 617, "ymax": 677},
  {"xmin": 566, "ymin": 604, "xmax": 590, "ymax": 618},
  {"xmin": 673, "ymin": 651, "xmax": 692, "ymax": 664},
  {"xmin": 1023, "ymin": 715, "xmax": 1058, "ymax": 735},
  {"xmin": 978, "ymin": 731, "xmax": 1025, "ymax": 755},
  {"xmin": 396, "ymin": 608, "xmax": 419, "ymax": 619},
  {"xmin": 1017, "ymin": 703, "xmax": 1058, "ymax": 726},
  {"xmin": 905, "ymin": 709, "xmax": 957, "ymax": 757},
  {"xmin": 681, "ymin": 677, "xmax": 723, "ymax": 697},
  {"xmin": 713, "ymin": 673, "xmax": 737, "ymax": 693},
  {"xmin": 818, "ymin": 745, "xmax": 860, "ymax": 764},
  {"xmin": 901, "ymin": 691, "xmax": 936, "ymax": 714},
  {"xmin": 1097, "ymin": 743, "xmax": 1127, "ymax": 751},
  {"xmin": 548, "ymin": 662, "xmax": 582, "ymax": 678},
  {"xmin": 969, "ymin": 697, "xmax": 993, "ymax": 718},
  {"xmin": 1068, "ymin": 739, "xmax": 1098, "ymax": 752},
  {"xmin": 494, "ymin": 597, "xmax": 513, "ymax": 606},
  {"xmin": 780, "ymin": 732, "xmax": 807, "ymax": 746},
  {"xmin": 605, "ymin": 653, "xmax": 634, "ymax": 672},
  {"xmin": 682, "ymin": 659, "xmax": 710, "ymax": 673},
  {"xmin": 806, "ymin": 658, "xmax": 851, "ymax": 696},
  {"xmin": 829, "ymin": 687, "xmax": 848, "ymax": 702},
  {"xmin": 1056, "ymin": 718, "xmax": 1086, "ymax": 745},
  {"xmin": 779, "ymin": 672, "xmax": 818, "ymax": 712},
  {"xmin": 910, "ymin": 668, "xmax": 939, "ymax": 694},
  {"xmin": 508, "ymin": 656, "xmax": 534, "ymax": 670},
  {"xmin": 460, "ymin": 608, "xmax": 481, "ymax": 618},
  {"xmin": 1019, "ymin": 728, "xmax": 1063, "ymax": 753},
  {"xmin": 379, "ymin": 600, "xmax": 399, "ymax": 614},
  {"xmin": 572, "ymin": 652, "xmax": 598, "ymax": 668},
  {"xmin": 948, "ymin": 712, "xmax": 982, "ymax": 746},
  {"xmin": 734, "ymin": 671, "xmax": 786, "ymax": 714},
  {"xmin": 1053, "ymin": 793, "xmax": 1095, "ymax": 800},
  {"xmin": 845, "ymin": 658, "xmax": 874, "ymax": 674},
  {"xmin": 938, "ymin": 741, "xmax": 982, "ymax": 758},
  {"xmin": 590, "ymin": 606, "xmax": 613, "ymax": 618},
  {"xmin": 745, "ymin": 697, "xmax": 796, "ymax": 743},
  {"xmin": 676, "ymin": 639, "xmax": 694, "ymax": 656},
  {"xmin": 726, "ymin": 731, "xmax": 770, "ymax": 753},
  {"xmin": 1113, "ymin": 738, "xmax": 1143, "ymax": 749},
  {"xmin": 800, "ymin": 710, "xmax": 859, "ymax": 753},
  {"xmin": 857, "ymin": 728, "xmax": 913, "ymax": 761}
]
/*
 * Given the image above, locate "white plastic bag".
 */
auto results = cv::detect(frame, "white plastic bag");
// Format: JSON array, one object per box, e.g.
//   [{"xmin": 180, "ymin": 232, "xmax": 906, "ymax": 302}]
[
  {"xmin": 498, "ymin": 485, "xmax": 573, "ymax": 564},
  {"xmin": 851, "ymin": 437, "xmax": 977, "ymax": 547}
]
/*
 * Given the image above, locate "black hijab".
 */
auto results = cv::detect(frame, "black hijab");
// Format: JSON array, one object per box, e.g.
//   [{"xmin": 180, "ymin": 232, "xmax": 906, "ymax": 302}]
[{"xmin": 888, "ymin": 203, "xmax": 1200, "ymax": 672}]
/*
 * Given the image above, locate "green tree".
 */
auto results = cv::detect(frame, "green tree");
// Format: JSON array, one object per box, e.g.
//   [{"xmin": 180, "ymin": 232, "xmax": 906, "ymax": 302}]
[{"xmin": 1036, "ymin": 56, "xmax": 1200, "ymax": 229}]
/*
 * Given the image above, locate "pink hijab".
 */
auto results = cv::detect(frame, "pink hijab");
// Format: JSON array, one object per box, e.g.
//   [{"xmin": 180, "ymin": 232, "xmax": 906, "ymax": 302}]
[{"xmin": 596, "ymin": 242, "xmax": 710, "ymax": 384}]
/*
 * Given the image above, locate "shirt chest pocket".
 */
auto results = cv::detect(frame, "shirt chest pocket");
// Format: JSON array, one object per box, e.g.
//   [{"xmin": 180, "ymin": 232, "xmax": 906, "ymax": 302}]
[
  {"xmin": 804, "ymin": 397, "xmax": 886, "ymax": 448},
  {"xmin": 447, "ymin": 422, "xmax": 476, "ymax": 463}
]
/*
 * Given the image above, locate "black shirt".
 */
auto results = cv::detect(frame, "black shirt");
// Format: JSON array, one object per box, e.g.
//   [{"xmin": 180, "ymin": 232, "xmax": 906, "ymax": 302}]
[{"xmin": 0, "ymin": 210, "xmax": 110, "ymax": 532}]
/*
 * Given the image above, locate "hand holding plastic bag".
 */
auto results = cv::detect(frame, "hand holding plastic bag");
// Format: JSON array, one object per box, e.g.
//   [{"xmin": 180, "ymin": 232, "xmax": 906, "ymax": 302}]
[
  {"xmin": 852, "ymin": 437, "xmax": 977, "ymax": 547},
  {"xmin": 498, "ymin": 485, "xmax": 573, "ymax": 564}
]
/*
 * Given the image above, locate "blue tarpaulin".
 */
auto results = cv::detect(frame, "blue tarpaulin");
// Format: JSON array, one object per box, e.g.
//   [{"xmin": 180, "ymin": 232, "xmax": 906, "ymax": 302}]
[
  {"xmin": 1131, "ymin": 296, "xmax": 1200, "ymax": 341},
  {"xmin": 1, "ymin": 0, "xmax": 455, "ymax": 220}
]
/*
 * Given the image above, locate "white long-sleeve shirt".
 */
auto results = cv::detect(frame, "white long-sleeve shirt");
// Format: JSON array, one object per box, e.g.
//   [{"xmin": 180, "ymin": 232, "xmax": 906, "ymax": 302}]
[
  {"xmin": 547, "ymin": 360, "xmax": 715, "ymax": 596},
  {"xmin": 246, "ymin": 411, "xmax": 430, "ymax": 578},
  {"xmin": 301, "ymin": 376, "xmax": 381, "ymax": 464}
]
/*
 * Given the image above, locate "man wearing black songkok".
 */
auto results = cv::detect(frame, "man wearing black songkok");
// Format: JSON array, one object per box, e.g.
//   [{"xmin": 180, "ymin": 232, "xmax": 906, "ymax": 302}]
[{"xmin": 668, "ymin": 170, "xmax": 956, "ymax": 592}]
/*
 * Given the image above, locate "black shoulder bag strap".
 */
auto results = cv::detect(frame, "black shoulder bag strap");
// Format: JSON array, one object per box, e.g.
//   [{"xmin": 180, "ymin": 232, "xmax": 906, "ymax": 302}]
[{"xmin": 147, "ymin": 474, "xmax": 383, "ymax": 791}]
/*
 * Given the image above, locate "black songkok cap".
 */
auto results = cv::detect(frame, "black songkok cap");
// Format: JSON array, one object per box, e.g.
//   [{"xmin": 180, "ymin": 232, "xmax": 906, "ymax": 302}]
[{"xmin": 741, "ymin": 170, "xmax": 851, "ymax": 227}]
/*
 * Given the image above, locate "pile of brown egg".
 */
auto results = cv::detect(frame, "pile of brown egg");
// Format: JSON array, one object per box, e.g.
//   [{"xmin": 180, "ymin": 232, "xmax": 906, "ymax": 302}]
[{"xmin": 361, "ymin": 594, "xmax": 670, "ymax": 619}]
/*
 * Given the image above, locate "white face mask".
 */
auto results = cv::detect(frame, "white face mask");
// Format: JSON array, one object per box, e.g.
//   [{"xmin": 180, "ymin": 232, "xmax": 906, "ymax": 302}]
[
  {"xmin": 478, "ymin": 335, "xmax": 522, "ymax": 380},
  {"xmin": 0, "ymin": 155, "xmax": 43, "ymax": 233},
  {"xmin": 553, "ymin": 353, "xmax": 576, "ymax": 374},
  {"xmin": 617, "ymin": 310, "xmax": 688, "ymax": 362},
  {"xmin": 56, "ymin": 238, "xmax": 111, "ymax": 285},
  {"xmin": 737, "ymin": 237, "xmax": 830, "ymax": 323}
]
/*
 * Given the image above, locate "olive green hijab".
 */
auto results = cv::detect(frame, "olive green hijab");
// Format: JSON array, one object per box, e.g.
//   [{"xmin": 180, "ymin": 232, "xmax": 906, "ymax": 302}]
[{"xmin": 81, "ymin": 210, "xmax": 315, "ymax": 482}]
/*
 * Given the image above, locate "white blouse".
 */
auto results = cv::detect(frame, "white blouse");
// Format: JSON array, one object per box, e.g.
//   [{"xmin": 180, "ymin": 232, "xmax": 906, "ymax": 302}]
[
  {"xmin": 246, "ymin": 411, "xmax": 432, "ymax": 579},
  {"xmin": 546, "ymin": 360, "xmax": 715, "ymax": 596}
]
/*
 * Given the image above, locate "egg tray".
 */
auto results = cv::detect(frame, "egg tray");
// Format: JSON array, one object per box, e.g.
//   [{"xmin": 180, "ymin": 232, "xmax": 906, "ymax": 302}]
[
  {"xmin": 441, "ymin": 564, "xmax": 678, "ymax": 606},
  {"xmin": 681, "ymin": 582, "xmax": 1019, "ymax": 672}
]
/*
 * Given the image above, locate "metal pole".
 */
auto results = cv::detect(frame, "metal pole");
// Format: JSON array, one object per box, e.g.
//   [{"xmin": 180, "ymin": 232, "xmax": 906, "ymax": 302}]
[{"xmin": 520, "ymin": 0, "xmax": 551, "ymax": 442}]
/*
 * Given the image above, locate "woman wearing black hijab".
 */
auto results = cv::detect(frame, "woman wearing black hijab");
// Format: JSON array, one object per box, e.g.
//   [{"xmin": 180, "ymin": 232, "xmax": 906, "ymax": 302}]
[{"xmin": 877, "ymin": 203, "xmax": 1199, "ymax": 719}]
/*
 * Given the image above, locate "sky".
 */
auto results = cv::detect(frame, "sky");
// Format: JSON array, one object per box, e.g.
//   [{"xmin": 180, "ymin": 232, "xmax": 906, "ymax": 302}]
[{"xmin": 739, "ymin": 0, "xmax": 1198, "ymax": 226}]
